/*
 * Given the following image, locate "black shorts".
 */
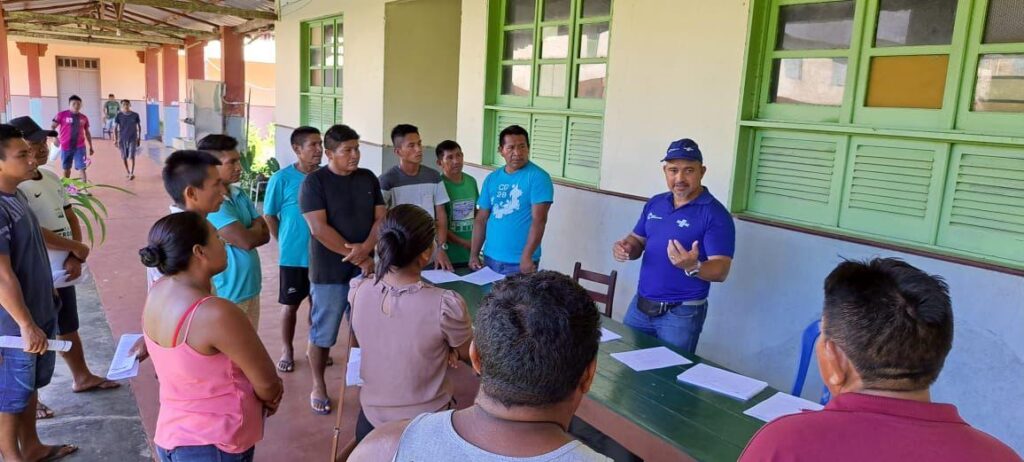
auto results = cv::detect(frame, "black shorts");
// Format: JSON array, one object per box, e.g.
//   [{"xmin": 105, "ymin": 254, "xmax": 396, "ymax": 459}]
[
  {"xmin": 56, "ymin": 286, "xmax": 79, "ymax": 335},
  {"xmin": 279, "ymin": 266, "xmax": 311, "ymax": 306}
]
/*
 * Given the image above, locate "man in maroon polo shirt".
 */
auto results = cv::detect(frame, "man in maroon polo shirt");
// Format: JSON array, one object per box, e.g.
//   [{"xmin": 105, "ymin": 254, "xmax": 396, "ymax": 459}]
[{"xmin": 740, "ymin": 258, "xmax": 1020, "ymax": 462}]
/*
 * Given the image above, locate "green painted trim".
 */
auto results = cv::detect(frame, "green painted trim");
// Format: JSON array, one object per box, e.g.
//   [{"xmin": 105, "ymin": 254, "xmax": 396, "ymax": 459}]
[
  {"xmin": 484, "ymin": 104, "xmax": 603, "ymax": 117},
  {"xmin": 739, "ymin": 119, "xmax": 1024, "ymax": 146}
]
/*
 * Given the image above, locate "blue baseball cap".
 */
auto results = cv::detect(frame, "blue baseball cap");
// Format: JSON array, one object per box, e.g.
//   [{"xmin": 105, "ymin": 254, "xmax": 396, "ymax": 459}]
[{"xmin": 661, "ymin": 138, "xmax": 702, "ymax": 163}]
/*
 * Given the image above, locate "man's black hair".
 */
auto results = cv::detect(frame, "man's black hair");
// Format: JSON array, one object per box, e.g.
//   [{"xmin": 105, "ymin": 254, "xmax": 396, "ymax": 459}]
[
  {"xmin": 290, "ymin": 126, "xmax": 321, "ymax": 147},
  {"xmin": 120, "ymin": 99, "xmax": 131, "ymax": 105},
  {"xmin": 0, "ymin": 125, "xmax": 25, "ymax": 159},
  {"xmin": 474, "ymin": 271, "xmax": 601, "ymax": 407},
  {"xmin": 390, "ymin": 124, "xmax": 419, "ymax": 146},
  {"xmin": 108, "ymin": 93, "xmax": 115, "ymax": 98},
  {"xmin": 435, "ymin": 140, "xmax": 462, "ymax": 160},
  {"xmin": 498, "ymin": 124, "xmax": 530, "ymax": 148},
  {"xmin": 324, "ymin": 124, "xmax": 360, "ymax": 151},
  {"xmin": 823, "ymin": 258, "xmax": 954, "ymax": 391},
  {"xmin": 69, "ymin": 95, "xmax": 82, "ymax": 103},
  {"xmin": 162, "ymin": 150, "xmax": 222, "ymax": 207},
  {"xmin": 196, "ymin": 134, "xmax": 239, "ymax": 153}
]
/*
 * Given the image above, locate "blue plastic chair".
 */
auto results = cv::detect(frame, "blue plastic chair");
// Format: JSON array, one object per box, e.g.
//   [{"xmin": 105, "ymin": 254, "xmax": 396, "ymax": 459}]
[{"xmin": 792, "ymin": 319, "xmax": 831, "ymax": 405}]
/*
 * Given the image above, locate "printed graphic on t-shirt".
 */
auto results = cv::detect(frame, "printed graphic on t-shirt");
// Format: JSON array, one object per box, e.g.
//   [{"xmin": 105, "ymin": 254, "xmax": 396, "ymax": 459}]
[
  {"xmin": 492, "ymin": 184, "xmax": 522, "ymax": 219},
  {"xmin": 451, "ymin": 199, "xmax": 475, "ymax": 232}
]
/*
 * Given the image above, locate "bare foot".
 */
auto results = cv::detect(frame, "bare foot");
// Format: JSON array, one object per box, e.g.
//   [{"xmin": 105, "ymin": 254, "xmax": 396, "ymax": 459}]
[{"xmin": 72, "ymin": 374, "xmax": 120, "ymax": 393}]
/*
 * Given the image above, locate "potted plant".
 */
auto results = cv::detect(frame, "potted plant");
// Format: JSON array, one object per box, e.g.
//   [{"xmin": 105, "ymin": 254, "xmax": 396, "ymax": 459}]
[{"xmin": 61, "ymin": 178, "xmax": 135, "ymax": 246}]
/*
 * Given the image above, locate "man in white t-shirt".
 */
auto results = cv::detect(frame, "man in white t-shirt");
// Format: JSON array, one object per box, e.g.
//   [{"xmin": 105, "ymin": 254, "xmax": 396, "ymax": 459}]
[{"xmin": 11, "ymin": 116, "xmax": 119, "ymax": 401}]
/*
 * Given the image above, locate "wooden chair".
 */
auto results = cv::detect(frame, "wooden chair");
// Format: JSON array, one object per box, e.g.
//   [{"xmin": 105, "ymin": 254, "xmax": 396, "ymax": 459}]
[{"xmin": 572, "ymin": 262, "xmax": 618, "ymax": 318}]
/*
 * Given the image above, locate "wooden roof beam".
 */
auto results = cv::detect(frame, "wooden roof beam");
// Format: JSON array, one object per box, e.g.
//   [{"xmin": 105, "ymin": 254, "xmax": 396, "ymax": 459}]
[
  {"xmin": 5, "ymin": 11, "xmax": 219, "ymax": 38},
  {"xmin": 235, "ymin": 18, "xmax": 273, "ymax": 34},
  {"xmin": 111, "ymin": 0, "xmax": 276, "ymax": 21},
  {"xmin": 8, "ymin": 30, "xmax": 163, "ymax": 49},
  {"xmin": 7, "ymin": 23, "xmax": 184, "ymax": 45}
]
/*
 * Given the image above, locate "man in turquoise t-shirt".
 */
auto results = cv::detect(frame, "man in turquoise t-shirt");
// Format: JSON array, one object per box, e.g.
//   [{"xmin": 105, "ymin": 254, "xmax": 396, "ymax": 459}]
[
  {"xmin": 200, "ymin": 135, "xmax": 270, "ymax": 328},
  {"xmin": 470, "ymin": 125, "xmax": 554, "ymax": 276},
  {"xmin": 264, "ymin": 126, "xmax": 322, "ymax": 373},
  {"xmin": 435, "ymin": 140, "xmax": 478, "ymax": 267}
]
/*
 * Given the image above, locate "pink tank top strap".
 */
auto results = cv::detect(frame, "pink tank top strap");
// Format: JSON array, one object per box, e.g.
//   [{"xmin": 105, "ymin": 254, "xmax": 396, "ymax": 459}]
[{"xmin": 171, "ymin": 296, "xmax": 216, "ymax": 347}]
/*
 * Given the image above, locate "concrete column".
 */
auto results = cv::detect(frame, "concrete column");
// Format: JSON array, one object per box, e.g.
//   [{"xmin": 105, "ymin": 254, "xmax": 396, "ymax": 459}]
[
  {"xmin": 221, "ymin": 26, "xmax": 245, "ymax": 145},
  {"xmin": 15, "ymin": 42, "xmax": 46, "ymax": 124},
  {"xmin": 161, "ymin": 44, "xmax": 180, "ymax": 147},
  {"xmin": 0, "ymin": 9, "xmax": 11, "ymax": 123},
  {"xmin": 145, "ymin": 47, "xmax": 160, "ymax": 140},
  {"xmin": 185, "ymin": 37, "xmax": 205, "ymax": 81}
]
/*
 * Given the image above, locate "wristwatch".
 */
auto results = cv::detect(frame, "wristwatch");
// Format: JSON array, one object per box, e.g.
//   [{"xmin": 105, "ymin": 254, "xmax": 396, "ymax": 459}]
[
  {"xmin": 438, "ymin": 241, "xmax": 449, "ymax": 251},
  {"xmin": 685, "ymin": 260, "xmax": 701, "ymax": 278}
]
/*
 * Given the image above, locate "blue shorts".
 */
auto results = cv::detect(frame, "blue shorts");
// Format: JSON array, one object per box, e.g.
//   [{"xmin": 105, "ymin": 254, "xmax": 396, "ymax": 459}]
[
  {"xmin": 157, "ymin": 445, "xmax": 255, "ymax": 462},
  {"xmin": 0, "ymin": 328, "xmax": 57, "ymax": 413},
  {"xmin": 61, "ymin": 146, "xmax": 87, "ymax": 171},
  {"xmin": 484, "ymin": 255, "xmax": 540, "ymax": 276},
  {"xmin": 309, "ymin": 283, "xmax": 350, "ymax": 348}
]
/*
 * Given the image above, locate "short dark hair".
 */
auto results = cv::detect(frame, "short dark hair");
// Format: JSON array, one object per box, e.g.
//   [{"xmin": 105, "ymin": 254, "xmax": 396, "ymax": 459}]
[
  {"xmin": 475, "ymin": 271, "xmax": 601, "ymax": 407},
  {"xmin": 390, "ymin": 124, "xmax": 419, "ymax": 146},
  {"xmin": 108, "ymin": 93, "xmax": 115, "ymax": 98},
  {"xmin": 0, "ymin": 125, "xmax": 25, "ymax": 159},
  {"xmin": 324, "ymin": 124, "xmax": 360, "ymax": 151},
  {"xmin": 69, "ymin": 95, "xmax": 82, "ymax": 103},
  {"xmin": 197, "ymin": 134, "xmax": 239, "ymax": 153},
  {"xmin": 290, "ymin": 126, "xmax": 321, "ymax": 147},
  {"xmin": 162, "ymin": 150, "xmax": 222, "ymax": 207},
  {"xmin": 823, "ymin": 258, "xmax": 954, "ymax": 391},
  {"xmin": 374, "ymin": 204, "xmax": 435, "ymax": 283},
  {"xmin": 435, "ymin": 140, "xmax": 462, "ymax": 160},
  {"xmin": 139, "ymin": 211, "xmax": 211, "ymax": 276},
  {"xmin": 120, "ymin": 99, "xmax": 130, "ymax": 105},
  {"xmin": 498, "ymin": 125, "xmax": 529, "ymax": 148}
]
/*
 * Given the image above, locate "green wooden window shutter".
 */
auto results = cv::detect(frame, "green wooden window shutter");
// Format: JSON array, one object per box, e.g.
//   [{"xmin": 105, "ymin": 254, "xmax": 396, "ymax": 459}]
[
  {"xmin": 839, "ymin": 138, "xmax": 949, "ymax": 244},
  {"xmin": 747, "ymin": 130, "xmax": 846, "ymax": 226},
  {"xmin": 334, "ymin": 97, "xmax": 343, "ymax": 126},
  {"xmin": 938, "ymin": 144, "xmax": 1024, "ymax": 263},
  {"xmin": 307, "ymin": 96, "xmax": 324, "ymax": 131},
  {"xmin": 530, "ymin": 115, "xmax": 567, "ymax": 176},
  {"xmin": 564, "ymin": 116, "xmax": 602, "ymax": 184}
]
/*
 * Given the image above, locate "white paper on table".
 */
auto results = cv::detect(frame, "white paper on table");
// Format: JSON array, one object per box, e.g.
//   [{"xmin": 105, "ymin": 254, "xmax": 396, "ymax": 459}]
[
  {"xmin": 106, "ymin": 333, "xmax": 144, "ymax": 381},
  {"xmin": 610, "ymin": 346, "xmax": 692, "ymax": 372},
  {"xmin": 346, "ymin": 347, "xmax": 363, "ymax": 387},
  {"xmin": 677, "ymin": 363, "xmax": 768, "ymax": 401},
  {"xmin": 461, "ymin": 267, "xmax": 506, "ymax": 286},
  {"xmin": 0, "ymin": 335, "xmax": 72, "ymax": 352},
  {"xmin": 744, "ymin": 392, "xmax": 824, "ymax": 422},
  {"xmin": 421, "ymin": 270, "xmax": 464, "ymax": 284},
  {"xmin": 53, "ymin": 264, "xmax": 92, "ymax": 289},
  {"xmin": 600, "ymin": 327, "xmax": 622, "ymax": 343}
]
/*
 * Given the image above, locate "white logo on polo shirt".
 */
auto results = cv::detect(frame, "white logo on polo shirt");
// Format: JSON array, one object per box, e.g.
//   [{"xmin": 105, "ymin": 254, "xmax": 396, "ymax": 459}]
[
  {"xmin": 647, "ymin": 212, "xmax": 663, "ymax": 220},
  {"xmin": 677, "ymin": 219, "xmax": 690, "ymax": 228}
]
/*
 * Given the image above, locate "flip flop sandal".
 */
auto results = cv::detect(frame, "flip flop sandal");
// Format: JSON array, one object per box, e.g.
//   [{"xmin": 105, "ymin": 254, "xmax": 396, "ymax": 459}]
[
  {"xmin": 277, "ymin": 358, "xmax": 295, "ymax": 373},
  {"xmin": 40, "ymin": 444, "xmax": 78, "ymax": 462},
  {"xmin": 36, "ymin": 403, "xmax": 55, "ymax": 420},
  {"xmin": 310, "ymin": 396, "xmax": 332, "ymax": 415}
]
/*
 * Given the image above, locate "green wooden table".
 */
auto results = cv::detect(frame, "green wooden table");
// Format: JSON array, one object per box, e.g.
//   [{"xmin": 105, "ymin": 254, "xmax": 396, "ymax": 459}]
[{"xmin": 435, "ymin": 277, "xmax": 772, "ymax": 462}]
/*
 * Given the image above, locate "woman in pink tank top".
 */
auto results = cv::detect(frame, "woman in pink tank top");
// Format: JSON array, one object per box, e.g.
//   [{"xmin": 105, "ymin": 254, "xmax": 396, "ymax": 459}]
[{"xmin": 139, "ymin": 212, "xmax": 282, "ymax": 462}]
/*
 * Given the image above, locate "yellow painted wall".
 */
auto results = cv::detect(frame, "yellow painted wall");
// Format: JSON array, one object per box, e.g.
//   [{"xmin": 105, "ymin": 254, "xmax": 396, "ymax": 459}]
[
  {"xmin": 382, "ymin": 0, "xmax": 461, "ymax": 147},
  {"xmin": 455, "ymin": 0, "xmax": 750, "ymax": 200},
  {"xmin": 276, "ymin": 0, "xmax": 387, "ymax": 144}
]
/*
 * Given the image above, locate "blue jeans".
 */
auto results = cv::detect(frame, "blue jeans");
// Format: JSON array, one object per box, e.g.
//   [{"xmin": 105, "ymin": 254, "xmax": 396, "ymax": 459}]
[
  {"xmin": 309, "ymin": 283, "xmax": 350, "ymax": 348},
  {"xmin": 157, "ymin": 445, "xmax": 255, "ymax": 462},
  {"xmin": 484, "ymin": 256, "xmax": 539, "ymax": 276},
  {"xmin": 623, "ymin": 294, "xmax": 708, "ymax": 354}
]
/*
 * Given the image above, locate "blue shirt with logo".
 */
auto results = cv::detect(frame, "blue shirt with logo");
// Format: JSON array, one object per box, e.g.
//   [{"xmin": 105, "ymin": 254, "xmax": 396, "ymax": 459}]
[
  {"xmin": 478, "ymin": 162, "xmax": 554, "ymax": 263},
  {"xmin": 264, "ymin": 165, "xmax": 311, "ymax": 268},
  {"xmin": 208, "ymin": 185, "xmax": 263, "ymax": 303},
  {"xmin": 633, "ymin": 188, "xmax": 735, "ymax": 302}
]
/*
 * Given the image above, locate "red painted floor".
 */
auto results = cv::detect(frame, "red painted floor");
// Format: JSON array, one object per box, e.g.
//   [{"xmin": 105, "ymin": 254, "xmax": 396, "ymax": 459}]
[{"xmin": 85, "ymin": 139, "xmax": 478, "ymax": 461}]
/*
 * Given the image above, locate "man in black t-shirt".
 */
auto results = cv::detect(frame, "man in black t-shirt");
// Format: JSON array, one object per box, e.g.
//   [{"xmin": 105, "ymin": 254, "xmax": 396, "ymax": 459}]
[{"xmin": 300, "ymin": 124, "xmax": 385, "ymax": 416}]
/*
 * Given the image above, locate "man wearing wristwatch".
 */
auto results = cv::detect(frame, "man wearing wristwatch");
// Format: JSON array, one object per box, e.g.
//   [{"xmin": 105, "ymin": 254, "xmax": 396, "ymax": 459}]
[{"xmin": 612, "ymin": 138, "xmax": 736, "ymax": 354}]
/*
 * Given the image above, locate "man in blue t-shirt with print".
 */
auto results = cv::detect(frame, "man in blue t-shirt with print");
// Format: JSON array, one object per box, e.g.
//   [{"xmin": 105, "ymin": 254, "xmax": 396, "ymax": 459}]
[
  {"xmin": 612, "ymin": 138, "xmax": 736, "ymax": 354},
  {"xmin": 264, "ymin": 126, "xmax": 322, "ymax": 373},
  {"xmin": 470, "ymin": 125, "xmax": 554, "ymax": 276}
]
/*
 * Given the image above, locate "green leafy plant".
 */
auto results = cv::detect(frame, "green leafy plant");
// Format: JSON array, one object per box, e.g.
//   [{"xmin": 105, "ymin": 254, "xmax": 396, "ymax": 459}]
[
  {"xmin": 239, "ymin": 123, "xmax": 280, "ymax": 201},
  {"xmin": 61, "ymin": 178, "xmax": 135, "ymax": 246}
]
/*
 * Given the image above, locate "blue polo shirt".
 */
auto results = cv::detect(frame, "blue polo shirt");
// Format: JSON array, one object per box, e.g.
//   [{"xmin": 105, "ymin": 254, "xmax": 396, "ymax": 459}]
[
  {"xmin": 264, "ymin": 164, "xmax": 311, "ymax": 268},
  {"xmin": 478, "ymin": 161, "xmax": 554, "ymax": 263},
  {"xmin": 208, "ymin": 185, "xmax": 263, "ymax": 303},
  {"xmin": 633, "ymin": 188, "xmax": 735, "ymax": 302}
]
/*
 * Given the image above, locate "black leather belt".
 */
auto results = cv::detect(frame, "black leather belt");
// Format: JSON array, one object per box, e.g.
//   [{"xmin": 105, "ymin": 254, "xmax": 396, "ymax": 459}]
[{"xmin": 636, "ymin": 296, "xmax": 707, "ymax": 317}]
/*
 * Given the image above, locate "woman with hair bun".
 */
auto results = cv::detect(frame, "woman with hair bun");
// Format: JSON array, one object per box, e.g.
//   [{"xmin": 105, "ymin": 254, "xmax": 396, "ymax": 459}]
[
  {"xmin": 349, "ymin": 204, "xmax": 473, "ymax": 443},
  {"xmin": 139, "ymin": 211, "xmax": 282, "ymax": 462}
]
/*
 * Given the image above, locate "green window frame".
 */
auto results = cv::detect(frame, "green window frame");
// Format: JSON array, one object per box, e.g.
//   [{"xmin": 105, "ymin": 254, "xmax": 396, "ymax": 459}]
[
  {"xmin": 300, "ymin": 15, "xmax": 344, "ymax": 132},
  {"xmin": 735, "ymin": 0, "xmax": 1024, "ymax": 270},
  {"xmin": 484, "ymin": 0, "xmax": 613, "ymax": 186}
]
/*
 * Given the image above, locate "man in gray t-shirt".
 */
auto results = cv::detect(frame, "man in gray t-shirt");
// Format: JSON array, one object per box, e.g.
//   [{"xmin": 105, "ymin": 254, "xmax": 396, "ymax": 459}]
[
  {"xmin": 113, "ymin": 100, "xmax": 142, "ymax": 180},
  {"xmin": 380, "ymin": 124, "xmax": 453, "ymax": 270}
]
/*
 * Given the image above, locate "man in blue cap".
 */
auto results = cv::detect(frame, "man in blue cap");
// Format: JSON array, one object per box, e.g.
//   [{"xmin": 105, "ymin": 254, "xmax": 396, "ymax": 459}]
[{"xmin": 611, "ymin": 138, "xmax": 736, "ymax": 354}]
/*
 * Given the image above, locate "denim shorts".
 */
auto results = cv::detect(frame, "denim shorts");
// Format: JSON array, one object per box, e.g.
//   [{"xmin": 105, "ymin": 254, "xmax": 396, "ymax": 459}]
[
  {"xmin": 0, "ymin": 332, "xmax": 57, "ymax": 413},
  {"xmin": 483, "ymin": 256, "xmax": 540, "ymax": 276},
  {"xmin": 61, "ymin": 146, "xmax": 87, "ymax": 171},
  {"xmin": 309, "ymin": 283, "xmax": 350, "ymax": 348},
  {"xmin": 157, "ymin": 445, "xmax": 255, "ymax": 462}
]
